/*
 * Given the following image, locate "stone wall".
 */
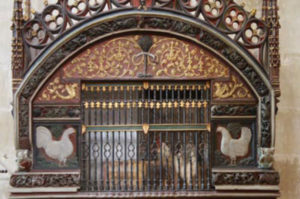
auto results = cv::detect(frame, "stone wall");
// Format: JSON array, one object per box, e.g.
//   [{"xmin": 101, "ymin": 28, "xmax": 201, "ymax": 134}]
[
  {"xmin": 275, "ymin": 1, "xmax": 300, "ymax": 198},
  {"xmin": 0, "ymin": 0, "xmax": 299, "ymax": 198}
]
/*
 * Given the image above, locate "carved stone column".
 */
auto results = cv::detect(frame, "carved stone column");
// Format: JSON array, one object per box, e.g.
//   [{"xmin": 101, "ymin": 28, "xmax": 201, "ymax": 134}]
[
  {"xmin": 263, "ymin": 0, "xmax": 281, "ymax": 100},
  {"xmin": 11, "ymin": 0, "xmax": 24, "ymax": 93}
]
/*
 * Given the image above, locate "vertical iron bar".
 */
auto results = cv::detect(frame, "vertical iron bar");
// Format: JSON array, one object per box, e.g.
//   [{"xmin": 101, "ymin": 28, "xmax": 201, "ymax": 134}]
[
  {"xmin": 171, "ymin": 85, "xmax": 175, "ymax": 190},
  {"xmin": 99, "ymin": 87, "xmax": 103, "ymax": 190},
  {"xmin": 105, "ymin": 86, "xmax": 110, "ymax": 191},
  {"xmin": 171, "ymin": 132, "xmax": 175, "ymax": 190},
  {"xmin": 189, "ymin": 85, "xmax": 192, "ymax": 123},
  {"xmin": 141, "ymin": 86, "xmax": 145, "ymax": 190},
  {"xmin": 130, "ymin": 131, "xmax": 134, "ymax": 191},
  {"xmin": 189, "ymin": 133, "xmax": 193, "ymax": 190},
  {"xmin": 200, "ymin": 132, "xmax": 204, "ymax": 190},
  {"xmin": 177, "ymin": 86, "xmax": 181, "ymax": 124},
  {"xmin": 188, "ymin": 86, "xmax": 193, "ymax": 190},
  {"xmin": 117, "ymin": 86, "xmax": 121, "ymax": 190},
  {"xmin": 183, "ymin": 131, "xmax": 187, "ymax": 190},
  {"xmin": 183, "ymin": 86, "xmax": 187, "ymax": 190},
  {"xmin": 206, "ymin": 131, "xmax": 211, "ymax": 190},
  {"xmin": 111, "ymin": 87, "xmax": 115, "ymax": 190},
  {"xmin": 153, "ymin": 86, "xmax": 156, "ymax": 125},
  {"xmin": 153, "ymin": 131, "xmax": 157, "ymax": 190},
  {"xmin": 200, "ymin": 85, "xmax": 204, "ymax": 123},
  {"xmin": 88, "ymin": 88, "xmax": 93, "ymax": 191},
  {"xmin": 80, "ymin": 88, "xmax": 84, "ymax": 190},
  {"xmin": 147, "ymin": 132, "xmax": 151, "ymax": 191},
  {"xmin": 147, "ymin": 86, "xmax": 151, "ymax": 191},
  {"xmin": 129, "ymin": 87, "xmax": 134, "ymax": 191},
  {"xmin": 195, "ymin": 84, "xmax": 199, "ymax": 124},
  {"xmin": 124, "ymin": 86, "xmax": 128, "ymax": 191},
  {"xmin": 195, "ymin": 132, "xmax": 199, "ymax": 190},
  {"xmin": 94, "ymin": 131, "xmax": 98, "ymax": 191},
  {"xmin": 176, "ymin": 132, "xmax": 181, "ymax": 190},
  {"xmin": 135, "ymin": 86, "xmax": 139, "ymax": 190},
  {"xmin": 159, "ymin": 131, "xmax": 163, "ymax": 190},
  {"xmin": 136, "ymin": 130, "xmax": 139, "ymax": 191},
  {"xmin": 105, "ymin": 131, "xmax": 109, "ymax": 191},
  {"xmin": 164, "ymin": 86, "xmax": 169, "ymax": 190},
  {"xmin": 117, "ymin": 131, "xmax": 121, "ymax": 190}
]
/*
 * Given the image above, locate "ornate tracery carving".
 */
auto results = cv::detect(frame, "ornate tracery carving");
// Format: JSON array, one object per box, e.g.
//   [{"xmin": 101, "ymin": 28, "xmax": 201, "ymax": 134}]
[{"xmin": 11, "ymin": 0, "xmax": 280, "ymax": 197}]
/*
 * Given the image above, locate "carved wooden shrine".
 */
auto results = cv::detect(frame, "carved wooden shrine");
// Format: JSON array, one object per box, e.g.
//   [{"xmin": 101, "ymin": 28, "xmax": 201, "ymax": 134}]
[{"xmin": 10, "ymin": 0, "xmax": 281, "ymax": 198}]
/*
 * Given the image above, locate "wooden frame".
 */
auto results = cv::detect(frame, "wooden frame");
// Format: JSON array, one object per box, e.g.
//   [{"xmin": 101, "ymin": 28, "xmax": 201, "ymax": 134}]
[{"xmin": 10, "ymin": 0, "xmax": 280, "ymax": 198}]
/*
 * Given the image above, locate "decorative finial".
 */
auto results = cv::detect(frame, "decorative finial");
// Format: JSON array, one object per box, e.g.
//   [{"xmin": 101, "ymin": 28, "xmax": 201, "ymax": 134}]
[
  {"xmin": 73, "ymin": 0, "xmax": 80, "ymax": 6},
  {"xmin": 250, "ymin": 9, "xmax": 257, "ymax": 17},
  {"xmin": 138, "ymin": 0, "xmax": 147, "ymax": 10},
  {"xmin": 31, "ymin": 8, "xmax": 36, "ymax": 15},
  {"xmin": 23, "ymin": 15, "xmax": 29, "ymax": 21}
]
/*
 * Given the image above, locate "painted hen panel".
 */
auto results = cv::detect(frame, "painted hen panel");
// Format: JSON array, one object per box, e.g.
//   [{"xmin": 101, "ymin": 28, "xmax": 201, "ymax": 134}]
[
  {"xmin": 33, "ymin": 123, "xmax": 79, "ymax": 169},
  {"xmin": 212, "ymin": 121, "xmax": 257, "ymax": 167}
]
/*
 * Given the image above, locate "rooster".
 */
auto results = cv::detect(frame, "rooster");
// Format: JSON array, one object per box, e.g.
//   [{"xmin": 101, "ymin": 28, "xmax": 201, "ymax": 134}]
[
  {"xmin": 216, "ymin": 126, "xmax": 252, "ymax": 165},
  {"xmin": 159, "ymin": 142, "xmax": 198, "ymax": 186},
  {"xmin": 36, "ymin": 126, "xmax": 76, "ymax": 166},
  {"xmin": 174, "ymin": 143, "xmax": 197, "ymax": 186}
]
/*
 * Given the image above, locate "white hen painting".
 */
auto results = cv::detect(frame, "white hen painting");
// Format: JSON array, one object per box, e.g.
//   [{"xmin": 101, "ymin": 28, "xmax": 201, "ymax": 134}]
[
  {"xmin": 216, "ymin": 126, "xmax": 252, "ymax": 165},
  {"xmin": 35, "ymin": 125, "xmax": 78, "ymax": 168}
]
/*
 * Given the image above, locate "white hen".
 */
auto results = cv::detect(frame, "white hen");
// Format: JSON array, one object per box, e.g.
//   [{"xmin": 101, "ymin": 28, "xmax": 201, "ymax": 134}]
[
  {"xmin": 160, "ymin": 142, "xmax": 198, "ymax": 186},
  {"xmin": 174, "ymin": 144, "xmax": 197, "ymax": 186},
  {"xmin": 216, "ymin": 126, "xmax": 252, "ymax": 165},
  {"xmin": 36, "ymin": 126, "xmax": 76, "ymax": 166}
]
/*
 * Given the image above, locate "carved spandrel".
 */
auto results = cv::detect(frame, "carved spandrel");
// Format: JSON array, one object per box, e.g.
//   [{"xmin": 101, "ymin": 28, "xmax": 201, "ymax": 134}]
[
  {"xmin": 34, "ymin": 77, "xmax": 80, "ymax": 104},
  {"xmin": 212, "ymin": 73, "xmax": 255, "ymax": 101}
]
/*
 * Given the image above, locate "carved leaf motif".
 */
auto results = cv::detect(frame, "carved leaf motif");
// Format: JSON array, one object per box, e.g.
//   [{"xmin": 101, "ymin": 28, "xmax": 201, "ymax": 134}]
[
  {"xmin": 213, "ymin": 75, "xmax": 253, "ymax": 99},
  {"xmin": 63, "ymin": 37, "xmax": 143, "ymax": 78},
  {"xmin": 36, "ymin": 77, "xmax": 79, "ymax": 102},
  {"xmin": 148, "ymin": 37, "xmax": 229, "ymax": 78}
]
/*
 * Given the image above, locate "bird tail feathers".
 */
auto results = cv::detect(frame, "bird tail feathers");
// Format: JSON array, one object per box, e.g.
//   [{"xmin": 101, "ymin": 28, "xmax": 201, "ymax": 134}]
[
  {"xmin": 241, "ymin": 127, "xmax": 252, "ymax": 142},
  {"xmin": 36, "ymin": 126, "xmax": 52, "ymax": 148}
]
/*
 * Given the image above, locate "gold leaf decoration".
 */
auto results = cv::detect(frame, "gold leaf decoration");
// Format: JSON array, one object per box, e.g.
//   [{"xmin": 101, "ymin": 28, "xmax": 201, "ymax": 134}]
[
  {"xmin": 63, "ymin": 38, "xmax": 143, "ymax": 78},
  {"xmin": 37, "ymin": 77, "xmax": 79, "ymax": 101},
  {"xmin": 148, "ymin": 37, "xmax": 229, "ymax": 78},
  {"xmin": 62, "ymin": 35, "xmax": 230, "ymax": 79},
  {"xmin": 213, "ymin": 75, "xmax": 253, "ymax": 99}
]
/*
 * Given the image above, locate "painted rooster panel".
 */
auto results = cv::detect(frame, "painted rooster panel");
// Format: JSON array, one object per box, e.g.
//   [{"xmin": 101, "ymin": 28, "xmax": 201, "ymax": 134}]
[{"xmin": 33, "ymin": 123, "xmax": 79, "ymax": 169}]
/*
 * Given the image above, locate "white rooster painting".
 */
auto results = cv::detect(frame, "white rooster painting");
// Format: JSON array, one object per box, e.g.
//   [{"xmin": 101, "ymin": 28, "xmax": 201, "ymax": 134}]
[
  {"xmin": 216, "ymin": 125, "xmax": 252, "ymax": 165},
  {"xmin": 35, "ymin": 125, "xmax": 77, "ymax": 167}
]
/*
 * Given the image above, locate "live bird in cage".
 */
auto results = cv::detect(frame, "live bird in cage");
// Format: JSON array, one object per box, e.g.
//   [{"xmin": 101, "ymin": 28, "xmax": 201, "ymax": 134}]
[{"xmin": 157, "ymin": 137, "xmax": 202, "ymax": 186}]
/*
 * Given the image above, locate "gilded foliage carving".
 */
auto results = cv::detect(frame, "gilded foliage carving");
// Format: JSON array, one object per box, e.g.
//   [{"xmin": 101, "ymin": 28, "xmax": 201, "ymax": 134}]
[
  {"xmin": 149, "ymin": 38, "xmax": 229, "ymax": 78},
  {"xmin": 63, "ymin": 36, "xmax": 230, "ymax": 79},
  {"xmin": 63, "ymin": 37, "xmax": 143, "ymax": 78},
  {"xmin": 36, "ymin": 77, "xmax": 79, "ymax": 102},
  {"xmin": 213, "ymin": 75, "xmax": 253, "ymax": 99}
]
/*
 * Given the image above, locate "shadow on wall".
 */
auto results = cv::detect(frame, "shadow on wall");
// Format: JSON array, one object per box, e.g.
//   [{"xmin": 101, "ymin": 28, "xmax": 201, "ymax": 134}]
[{"xmin": 275, "ymin": 155, "xmax": 300, "ymax": 199}]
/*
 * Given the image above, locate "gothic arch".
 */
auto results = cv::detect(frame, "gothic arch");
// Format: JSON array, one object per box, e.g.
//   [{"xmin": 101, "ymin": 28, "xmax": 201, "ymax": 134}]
[{"xmin": 15, "ymin": 9, "xmax": 274, "ymax": 149}]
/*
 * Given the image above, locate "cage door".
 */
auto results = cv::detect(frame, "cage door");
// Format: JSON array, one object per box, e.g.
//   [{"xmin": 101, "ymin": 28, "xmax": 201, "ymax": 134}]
[{"xmin": 80, "ymin": 81, "xmax": 211, "ymax": 192}]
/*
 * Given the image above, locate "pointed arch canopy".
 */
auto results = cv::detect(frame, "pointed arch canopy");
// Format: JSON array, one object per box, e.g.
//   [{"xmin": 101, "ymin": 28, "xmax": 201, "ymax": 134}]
[{"xmin": 15, "ymin": 8, "xmax": 274, "ymax": 151}]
